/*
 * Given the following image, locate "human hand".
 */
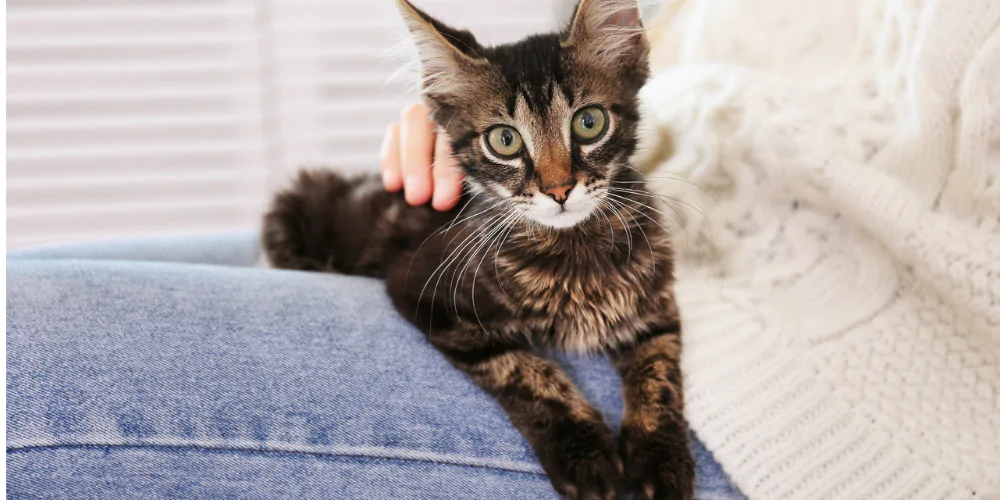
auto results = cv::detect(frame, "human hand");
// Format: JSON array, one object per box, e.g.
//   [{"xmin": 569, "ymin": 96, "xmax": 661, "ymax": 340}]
[{"xmin": 379, "ymin": 103, "xmax": 464, "ymax": 211}]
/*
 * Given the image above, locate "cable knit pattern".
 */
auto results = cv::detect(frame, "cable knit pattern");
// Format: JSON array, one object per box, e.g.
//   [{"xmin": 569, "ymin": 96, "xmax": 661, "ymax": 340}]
[{"xmin": 639, "ymin": 0, "xmax": 1000, "ymax": 498}]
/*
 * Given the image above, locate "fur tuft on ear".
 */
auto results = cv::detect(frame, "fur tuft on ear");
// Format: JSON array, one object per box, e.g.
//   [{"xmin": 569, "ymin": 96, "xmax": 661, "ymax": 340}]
[
  {"xmin": 395, "ymin": 0, "xmax": 487, "ymax": 98},
  {"xmin": 563, "ymin": 0, "xmax": 648, "ymax": 71}
]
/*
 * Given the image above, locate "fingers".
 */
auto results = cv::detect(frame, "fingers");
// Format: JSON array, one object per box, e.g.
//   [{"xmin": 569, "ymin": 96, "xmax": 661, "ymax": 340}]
[
  {"xmin": 398, "ymin": 104, "xmax": 435, "ymax": 206},
  {"xmin": 432, "ymin": 131, "xmax": 464, "ymax": 211},
  {"xmin": 381, "ymin": 102, "xmax": 464, "ymax": 211},
  {"xmin": 379, "ymin": 122, "xmax": 403, "ymax": 192}
]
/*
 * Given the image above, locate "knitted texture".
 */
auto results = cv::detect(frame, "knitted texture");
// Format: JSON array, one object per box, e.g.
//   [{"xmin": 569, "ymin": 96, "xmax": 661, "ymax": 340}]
[{"xmin": 639, "ymin": 0, "xmax": 1000, "ymax": 498}]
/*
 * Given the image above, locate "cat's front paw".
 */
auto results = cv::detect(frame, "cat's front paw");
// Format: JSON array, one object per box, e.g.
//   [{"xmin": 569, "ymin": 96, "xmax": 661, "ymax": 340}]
[
  {"xmin": 536, "ymin": 418, "xmax": 624, "ymax": 500},
  {"xmin": 620, "ymin": 425, "xmax": 694, "ymax": 500}
]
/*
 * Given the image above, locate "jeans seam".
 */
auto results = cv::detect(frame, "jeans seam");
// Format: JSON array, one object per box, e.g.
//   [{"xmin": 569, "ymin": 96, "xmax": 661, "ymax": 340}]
[{"xmin": 6, "ymin": 443, "xmax": 548, "ymax": 478}]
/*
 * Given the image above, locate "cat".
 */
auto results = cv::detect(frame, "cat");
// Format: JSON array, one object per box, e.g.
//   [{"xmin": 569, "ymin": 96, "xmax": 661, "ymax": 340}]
[{"xmin": 261, "ymin": 0, "xmax": 694, "ymax": 498}]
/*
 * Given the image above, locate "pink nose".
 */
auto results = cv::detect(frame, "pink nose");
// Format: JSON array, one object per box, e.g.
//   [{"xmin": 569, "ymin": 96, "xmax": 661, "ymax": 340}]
[{"xmin": 544, "ymin": 181, "xmax": 576, "ymax": 204}]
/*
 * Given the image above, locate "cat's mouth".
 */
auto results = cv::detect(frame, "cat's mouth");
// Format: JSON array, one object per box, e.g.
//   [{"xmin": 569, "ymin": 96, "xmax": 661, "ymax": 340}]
[{"xmin": 521, "ymin": 188, "xmax": 599, "ymax": 229}]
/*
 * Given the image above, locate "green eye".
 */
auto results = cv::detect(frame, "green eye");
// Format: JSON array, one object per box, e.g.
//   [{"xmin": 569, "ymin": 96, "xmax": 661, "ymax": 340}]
[
  {"xmin": 485, "ymin": 126, "xmax": 523, "ymax": 159},
  {"xmin": 571, "ymin": 106, "xmax": 608, "ymax": 143}
]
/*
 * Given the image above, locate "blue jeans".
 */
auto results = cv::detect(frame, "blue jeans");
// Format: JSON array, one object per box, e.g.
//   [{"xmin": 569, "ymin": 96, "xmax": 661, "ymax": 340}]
[{"xmin": 6, "ymin": 233, "xmax": 742, "ymax": 499}]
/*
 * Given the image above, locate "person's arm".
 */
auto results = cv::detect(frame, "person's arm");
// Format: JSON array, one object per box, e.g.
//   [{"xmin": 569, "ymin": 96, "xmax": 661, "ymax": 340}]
[{"xmin": 379, "ymin": 103, "xmax": 464, "ymax": 211}]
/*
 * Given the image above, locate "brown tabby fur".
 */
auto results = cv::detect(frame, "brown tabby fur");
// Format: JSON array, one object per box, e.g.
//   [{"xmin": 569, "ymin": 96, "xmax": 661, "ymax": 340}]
[{"xmin": 262, "ymin": 1, "xmax": 694, "ymax": 498}]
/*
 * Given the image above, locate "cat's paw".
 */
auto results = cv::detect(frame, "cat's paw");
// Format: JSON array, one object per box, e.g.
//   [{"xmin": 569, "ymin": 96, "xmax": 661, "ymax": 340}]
[
  {"xmin": 620, "ymin": 425, "xmax": 695, "ymax": 500},
  {"xmin": 536, "ymin": 419, "xmax": 624, "ymax": 500}
]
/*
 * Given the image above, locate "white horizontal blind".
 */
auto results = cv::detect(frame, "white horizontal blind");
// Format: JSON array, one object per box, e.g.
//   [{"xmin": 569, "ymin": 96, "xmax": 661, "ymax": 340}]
[
  {"xmin": 5, "ymin": 0, "xmax": 562, "ymax": 250},
  {"xmin": 6, "ymin": 0, "xmax": 271, "ymax": 249}
]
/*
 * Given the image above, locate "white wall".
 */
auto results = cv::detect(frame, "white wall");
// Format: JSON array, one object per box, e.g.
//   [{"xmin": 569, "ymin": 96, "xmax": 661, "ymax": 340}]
[{"xmin": 6, "ymin": 0, "xmax": 564, "ymax": 249}]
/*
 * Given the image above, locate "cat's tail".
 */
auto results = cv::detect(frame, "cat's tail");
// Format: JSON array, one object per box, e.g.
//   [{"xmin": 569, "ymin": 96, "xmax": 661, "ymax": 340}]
[{"xmin": 262, "ymin": 170, "xmax": 447, "ymax": 277}]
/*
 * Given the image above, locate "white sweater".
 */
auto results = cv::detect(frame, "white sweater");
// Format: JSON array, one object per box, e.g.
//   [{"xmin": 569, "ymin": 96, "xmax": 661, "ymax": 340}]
[{"xmin": 639, "ymin": 0, "xmax": 1000, "ymax": 498}]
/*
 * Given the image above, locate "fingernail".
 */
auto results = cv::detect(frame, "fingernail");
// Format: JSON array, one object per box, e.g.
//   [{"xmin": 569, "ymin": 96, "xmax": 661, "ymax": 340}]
[
  {"xmin": 433, "ymin": 183, "xmax": 461, "ymax": 210},
  {"xmin": 404, "ymin": 174, "xmax": 428, "ymax": 204},
  {"xmin": 382, "ymin": 169, "xmax": 400, "ymax": 191},
  {"xmin": 431, "ymin": 189, "xmax": 446, "ymax": 210}
]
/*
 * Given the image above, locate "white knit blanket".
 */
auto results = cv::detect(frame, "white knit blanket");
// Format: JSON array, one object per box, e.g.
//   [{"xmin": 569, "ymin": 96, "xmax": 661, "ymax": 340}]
[{"xmin": 638, "ymin": 1, "xmax": 1000, "ymax": 498}]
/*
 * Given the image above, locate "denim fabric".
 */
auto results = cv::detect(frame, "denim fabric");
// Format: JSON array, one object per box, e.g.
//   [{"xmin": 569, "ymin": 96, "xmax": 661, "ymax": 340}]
[{"xmin": 6, "ymin": 234, "xmax": 743, "ymax": 499}]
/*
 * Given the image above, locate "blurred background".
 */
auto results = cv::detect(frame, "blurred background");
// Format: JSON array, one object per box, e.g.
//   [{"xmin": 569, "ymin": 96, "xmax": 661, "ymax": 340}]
[{"xmin": 6, "ymin": 0, "xmax": 579, "ymax": 250}]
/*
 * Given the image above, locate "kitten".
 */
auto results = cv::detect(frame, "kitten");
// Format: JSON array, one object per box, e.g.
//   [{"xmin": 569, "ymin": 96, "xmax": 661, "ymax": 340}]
[{"xmin": 262, "ymin": 0, "xmax": 694, "ymax": 498}]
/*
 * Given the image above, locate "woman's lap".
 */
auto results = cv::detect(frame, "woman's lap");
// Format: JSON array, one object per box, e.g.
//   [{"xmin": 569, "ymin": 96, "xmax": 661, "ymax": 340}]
[{"xmin": 6, "ymin": 237, "xmax": 742, "ymax": 499}]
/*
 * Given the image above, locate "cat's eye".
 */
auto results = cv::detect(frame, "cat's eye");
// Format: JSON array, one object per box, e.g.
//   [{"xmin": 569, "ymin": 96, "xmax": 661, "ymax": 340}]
[
  {"xmin": 485, "ymin": 126, "xmax": 523, "ymax": 159},
  {"xmin": 571, "ymin": 106, "xmax": 608, "ymax": 144}
]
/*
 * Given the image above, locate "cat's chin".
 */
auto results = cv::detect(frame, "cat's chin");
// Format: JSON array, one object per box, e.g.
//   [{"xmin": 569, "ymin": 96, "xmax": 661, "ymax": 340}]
[
  {"xmin": 524, "ymin": 205, "xmax": 596, "ymax": 230},
  {"xmin": 521, "ymin": 190, "xmax": 600, "ymax": 230},
  {"xmin": 536, "ymin": 211, "xmax": 594, "ymax": 229}
]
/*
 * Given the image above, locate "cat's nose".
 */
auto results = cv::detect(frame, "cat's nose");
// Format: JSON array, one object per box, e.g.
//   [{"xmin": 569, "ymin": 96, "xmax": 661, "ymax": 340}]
[{"xmin": 544, "ymin": 180, "xmax": 576, "ymax": 204}]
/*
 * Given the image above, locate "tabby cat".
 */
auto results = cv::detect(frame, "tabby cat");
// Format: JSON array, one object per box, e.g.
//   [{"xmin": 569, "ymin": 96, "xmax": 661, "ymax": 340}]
[{"xmin": 262, "ymin": 0, "xmax": 694, "ymax": 498}]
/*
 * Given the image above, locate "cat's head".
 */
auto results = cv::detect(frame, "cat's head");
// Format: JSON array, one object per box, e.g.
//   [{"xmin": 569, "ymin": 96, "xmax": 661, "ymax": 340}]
[{"xmin": 397, "ymin": 0, "xmax": 649, "ymax": 229}]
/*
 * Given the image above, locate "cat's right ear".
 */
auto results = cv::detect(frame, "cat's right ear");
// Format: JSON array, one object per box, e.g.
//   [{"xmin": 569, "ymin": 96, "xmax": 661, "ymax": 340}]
[{"xmin": 395, "ymin": 0, "xmax": 487, "ymax": 98}]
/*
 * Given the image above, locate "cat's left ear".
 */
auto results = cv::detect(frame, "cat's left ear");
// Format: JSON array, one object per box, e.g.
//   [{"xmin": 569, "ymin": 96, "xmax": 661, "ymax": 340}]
[
  {"xmin": 396, "ymin": 0, "xmax": 487, "ymax": 99},
  {"xmin": 563, "ymin": 0, "xmax": 648, "ymax": 70}
]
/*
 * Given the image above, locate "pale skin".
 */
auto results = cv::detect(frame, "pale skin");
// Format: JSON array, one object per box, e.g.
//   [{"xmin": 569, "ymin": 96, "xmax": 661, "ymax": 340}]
[{"xmin": 380, "ymin": 103, "xmax": 464, "ymax": 211}]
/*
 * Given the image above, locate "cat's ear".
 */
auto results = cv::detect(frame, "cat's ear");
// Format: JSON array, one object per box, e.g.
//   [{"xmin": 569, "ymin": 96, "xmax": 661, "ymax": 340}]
[
  {"xmin": 563, "ymin": 0, "xmax": 648, "ymax": 70},
  {"xmin": 396, "ymin": 0, "xmax": 487, "ymax": 97}
]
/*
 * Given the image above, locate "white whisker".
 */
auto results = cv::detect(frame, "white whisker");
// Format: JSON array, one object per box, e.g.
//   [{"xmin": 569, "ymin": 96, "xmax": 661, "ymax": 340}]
[
  {"xmin": 469, "ymin": 209, "xmax": 521, "ymax": 331},
  {"xmin": 492, "ymin": 212, "xmax": 522, "ymax": 302},
  {"xmin": 459, "ymin": 209, "xmax": 517, "ymax": 330},
  {"xmin": 418, "ymin": 209, "xmax": 504, "ymax": 324},
  {"xmin": 603, "ymin": 198, "xmax": 632, "ymax": 262},
  {"xmin": 606, "ymin": 197, "xmax": 655, "ymax": 273}
]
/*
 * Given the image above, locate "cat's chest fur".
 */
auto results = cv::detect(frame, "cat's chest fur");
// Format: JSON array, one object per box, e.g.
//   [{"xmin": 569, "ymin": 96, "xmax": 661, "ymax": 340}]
[{"xmin": 494, "ymin": 230, "xmax": 673, "ymax": 352}]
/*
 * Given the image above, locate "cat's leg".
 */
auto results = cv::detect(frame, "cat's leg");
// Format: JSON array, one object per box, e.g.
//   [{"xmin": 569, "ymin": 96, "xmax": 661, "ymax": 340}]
[
  {"xmin": 612, "ymin": 324, "xmax": 695, "ymax": 500},
  {"xmin": 432, "ymin": 328, "xmax": 624, "ymax": 500}
]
